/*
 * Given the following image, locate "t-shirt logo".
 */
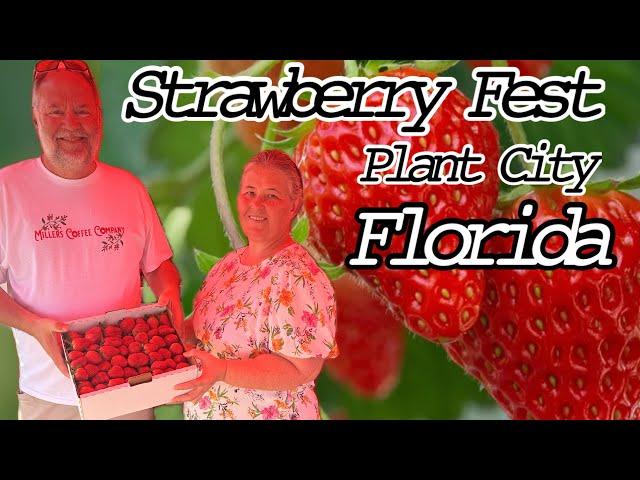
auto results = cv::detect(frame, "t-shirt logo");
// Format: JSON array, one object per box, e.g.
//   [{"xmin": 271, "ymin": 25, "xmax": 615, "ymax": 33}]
[
  {"xmin": 34, "ymin": 213, "xmax": 125, "ymax": 252},
  {"xmin": 101, "ymin": 231, "xmax": 124, "ymax": 251},
  {"xmin": 41, "ymin": 214, "xmax": 68, "ymax": 231}
]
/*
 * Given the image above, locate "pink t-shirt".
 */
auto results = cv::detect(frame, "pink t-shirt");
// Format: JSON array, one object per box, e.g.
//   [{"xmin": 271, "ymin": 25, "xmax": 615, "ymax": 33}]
[
  {"xmin": 0, "ymin": 158, "xmax": 173, "ymax": 405},
  {"xmin": 184, "ymin": 243, "xmax": 338, "ymax": 420}
]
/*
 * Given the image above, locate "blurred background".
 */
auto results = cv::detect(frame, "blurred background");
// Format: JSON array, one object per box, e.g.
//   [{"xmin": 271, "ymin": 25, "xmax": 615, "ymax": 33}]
[{"xmin": 0, "ymin": 60, "xmax": 638, "ymax": 420}]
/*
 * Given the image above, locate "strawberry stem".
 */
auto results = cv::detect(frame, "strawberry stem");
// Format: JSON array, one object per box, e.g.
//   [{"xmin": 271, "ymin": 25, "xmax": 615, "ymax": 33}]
[
  {"xmin": 490, "ymin": 60, "xmax": 534, "ymax": 175},
  {"xmin": 261, "ymin": 60, "xmax": 294, "ymax": 151},
  {"xmin": 209, "ymin": 120, "xmax": 246, "ymax": 249}
]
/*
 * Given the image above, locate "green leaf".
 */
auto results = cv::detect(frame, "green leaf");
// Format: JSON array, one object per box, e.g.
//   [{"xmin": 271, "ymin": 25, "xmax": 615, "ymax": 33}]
[
  {"xmin": 497, "ymin": 185, "xmax": 534, "ymax": 209},
  {"xmin": 319, "ymin": 406, "xmax": 330, "ymax": 420},
  {"xmin": 291, "ymin": 216, "xmax": 309, "ymax": 243},
  {"xmin": 414, "ymin": 60, "xmax": 460, "ymax": 74},
  {"xmin": 618, "ymin": 172, "xmax": 640, "ymax": 190},
  {"xmin": 163, "ymin": 206, "xmax": 193, "ymax": 255},
  {"xmin": 193, "ymin": 248, "xmax": 222, "ymax": 274},
  {"xmin": 319, "ymin": 262, "xmax": 346, "ymax": 280},
  {"xmin": 272, "ymin": 119, "xmax": 316, "ymax": 139}
]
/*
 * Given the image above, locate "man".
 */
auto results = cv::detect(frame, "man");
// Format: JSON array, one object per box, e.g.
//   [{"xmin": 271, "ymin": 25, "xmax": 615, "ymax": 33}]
[{"xmin": 0, "ymin": 60, "xmax": 183, "ymax": 420}]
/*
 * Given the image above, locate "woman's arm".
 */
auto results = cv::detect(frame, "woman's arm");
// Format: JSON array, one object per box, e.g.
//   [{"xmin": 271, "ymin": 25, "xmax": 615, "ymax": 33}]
[
  {"xmin": 170, "ymin": 349, "xmax": 324, "ymax": 404},
  {"xmin": 225, "ymin": 353, "xmax": 323, "ymax": 390}
]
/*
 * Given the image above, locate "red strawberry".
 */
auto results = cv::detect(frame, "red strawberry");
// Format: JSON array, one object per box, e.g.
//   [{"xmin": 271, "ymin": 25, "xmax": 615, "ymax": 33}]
[
  {"xmin": 127, "ymin": 353, "xmax": 149, "ymax": 368},
  {"xmin": 103, "ymin": 336, "xmax": 123, "ymax": 347},
  {"xmin": 149, "ymin": 351, "xmax": 164, "ymax": 362},
  {"xmin": 69, "ymin": 331, "xmax": 82, "ymax": 339},
  {"xmin": 165, "ymin": 358, "xmax": 177, "ymax": 369},
  {"xmin": 164, "ymin": 334, "xmax": 179, "ymax": 344},
  {"xmin": 169, "ymin": 343, "xmax": 184, "ymax": 355},
  {"xmin": 132, "ymin": 324, "xmax": 149, "ymax": 336},
  {"xmin": 85, "ymin": 326, "xmax": 103, "ymax": 344},
  {"xmin": 70, "ymin": 357, "xmax": 87, "ymax": 369},
  {"xmin": 85, "ymin": 350, "xmax": 102, "ymax": 365},
  {"xmin": 77, "ymin": 381, "xmax": 93, "ymax": 390},
  {"xmin": 85, "ymin": 364, "xmax": 99, "ymax": 378},
  {"xmin": 67, "ymin": 350, "xmax": 84, "ymax": 361},
  {"xmin": 158, "ymin": 348, "xmax": 172, "ymax": 360},
  {"xmin": 158, "ymin": 313, "xmax": 171, "ymax": 326},
  {"xmin": 151, "ymin": 360, "xmax": 167, "ymax": 370},
  {"xmin": 158, "ymin": 325, "xmax": 175, "ymax": 336},
  {"xmin": 108, "ymin": 365, "xmax": 125, "ymax": 378},
  {"xmin": 128, "ymin": 341, "xmax": 142, "ymax": 354},
  {"xmin": 467, "ymin": 60, "xmax": 552, "ymax": 78},
  {"xmin": 98, "ymin": 361, "xmax": 111, "ymax": 372},
  {"xmin": 150, "ymin": 335, "xmax": 166, "ymax": 347},
  {"xmin": 138, "ymin": 366, "xmax": 151, "ymax": 374},
  {"xmin": 325, "ymin": 274, "xmax": 405, "ymax": 398},
  {"xmin": 122, "ymin": 335, "xmax": 135, "ymax": 346},
  {"xmin": 173, "ymin": 354, "xmax": 186, "ymax": 364},
  {"xmin": 78, "ymin": 385, "xmax": 94, "ymax": 395},
  {"xmin": 74, "ymin": 367, "xmax": 89, "ymax": 382},
  {"xmin": 111, "ymin": 355, "xmax": 128, "ymax": 368},
  {"xmin": 119, "ymin": 317, "xmax": 136, "ymax": 334},
  {"xmin": 71, "ymin": 338, "xmax": 90, "ymax": 352},
  {"xmin": 94, "ymin": 384, "xmax": 107, "ymax": 391},
  {"xmin": 147, "ymin": 328, "xmax": 159, "ymax": 337},
  {"xmin": 445, "ymin": 189, "xmax": 640, "ymax": 419},
  {"xmin": 124, "ymin": 367, "xmax": 138, "ymax": 378},
  {"xmin": 144, "ymin": 343, "xmax": 159, "ymax": 354},
  {"xmin": 152, "ymin": 369, "xmax": 164, "ymax": 376},
  {"xmin": 119, "ymin": 345, "xmax": 129, "ymax": 356},
  {"xmin": 92, "ymin": 372, "xmax": 110, "ymax": 386},
  {"xmin": 135, "ymin": 332, "xmax": 149, "ymax": 344},
  {"xmin": 295, "ymin": 66, "xmax": 500, "ymax": 341},
  {"xmin": 88, "ymin": 344, "xmax": 100, "ymax": 351},
  {"xmin": 104, "ymin": 325, "xmax": 122, "ymax": 337},
  {"xmin": 108, "ymin": 378, "xmax": 126, "ymax": 387},
  {"xmin": 100, "ymin": 345, "xmax": 119, "ymax": 360},
  {"xmin": 176, "ymin": 362, "xmax": 190, "ymax": 369},
  {"xmin": 147, "ymin": 316, "xmax": 160, "ymax": 329}
]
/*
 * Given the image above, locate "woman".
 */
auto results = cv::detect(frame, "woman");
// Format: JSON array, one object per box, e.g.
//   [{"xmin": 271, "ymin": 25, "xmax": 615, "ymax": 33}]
[{"xmin": 173, "ymin": 150, "xmax": 338, "ymax": 420}]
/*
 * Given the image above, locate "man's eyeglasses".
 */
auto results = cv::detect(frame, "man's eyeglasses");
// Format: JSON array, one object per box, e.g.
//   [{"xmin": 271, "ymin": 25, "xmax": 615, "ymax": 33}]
[{"xmin": 33, "ymin": 60, "xmax": 93, "ymax": 82}]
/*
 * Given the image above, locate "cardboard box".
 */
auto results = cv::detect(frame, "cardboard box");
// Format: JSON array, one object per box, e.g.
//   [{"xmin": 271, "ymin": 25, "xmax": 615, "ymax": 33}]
[{"xmin": 63, "ymin": 303, "xmax": 198, "ymax": 420}]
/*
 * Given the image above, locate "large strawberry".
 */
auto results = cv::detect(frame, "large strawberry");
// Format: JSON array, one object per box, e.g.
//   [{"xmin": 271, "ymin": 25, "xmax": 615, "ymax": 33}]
[
  {"xmin": 325, "ymin": 273, "xmax": 405, "ymax": 398},
  {"xmin": 294, "ymin": 67, "xmax": 501, "ymax": 341},
  {"xmin": 467, "ymin": 60, "xmax": 552, "ymax": 78},
  {"xmin": 445, "ymin": 188, "xmax": 640, "ymax": 419}
]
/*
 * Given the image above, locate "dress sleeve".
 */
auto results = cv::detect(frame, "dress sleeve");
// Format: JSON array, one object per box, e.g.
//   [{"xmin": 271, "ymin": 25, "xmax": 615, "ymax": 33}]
[{"xmin": 267, "ymin": 263, "xmax": 338, "ymax": 359}]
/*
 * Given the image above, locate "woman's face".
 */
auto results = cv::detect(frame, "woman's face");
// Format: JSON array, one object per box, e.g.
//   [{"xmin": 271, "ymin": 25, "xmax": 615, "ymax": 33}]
[{"xmin": 237, "ymin": 164, "xmax": 300, "ymax": 244}]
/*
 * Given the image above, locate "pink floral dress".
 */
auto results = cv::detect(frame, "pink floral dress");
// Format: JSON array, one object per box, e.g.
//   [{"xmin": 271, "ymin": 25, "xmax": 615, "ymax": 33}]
[{"xmin": 184, "ymin": 243, "xmax": 338, "ymax": 420}]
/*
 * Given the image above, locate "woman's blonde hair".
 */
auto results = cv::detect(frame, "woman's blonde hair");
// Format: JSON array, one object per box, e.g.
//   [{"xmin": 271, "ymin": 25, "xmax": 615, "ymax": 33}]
[{"xmin": 244, "ymin": 150, "xmax": 303, "ymax": 214}]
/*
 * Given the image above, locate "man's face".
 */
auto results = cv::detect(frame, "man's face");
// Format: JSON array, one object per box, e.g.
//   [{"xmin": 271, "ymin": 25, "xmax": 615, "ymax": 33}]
[
  {"xmin": 237, "ymin": 164, "xmax": 300, "ymax": 245},
  {"xmin": 32, "ymin": 71, "xmax": 102, "ymax": 167}
]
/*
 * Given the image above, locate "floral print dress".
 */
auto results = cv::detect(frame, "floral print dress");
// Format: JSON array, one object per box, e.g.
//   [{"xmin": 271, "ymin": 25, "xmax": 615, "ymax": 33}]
[{"xmin": 184, "ymin": 243, "xmax": 338, "ymax": 420}]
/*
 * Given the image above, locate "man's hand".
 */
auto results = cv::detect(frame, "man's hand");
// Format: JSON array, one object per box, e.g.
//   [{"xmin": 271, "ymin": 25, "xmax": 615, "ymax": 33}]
[
  {"xmin": 28, "ymin": 317, "xmax": 69, "ymax": 377},
  {"xmin": 169, "ymin": 349, "xmax": 227, "ymax": 404},
  {"xmin": 157, "ymin": 288, "xmax": 187, "ymax": 342}
]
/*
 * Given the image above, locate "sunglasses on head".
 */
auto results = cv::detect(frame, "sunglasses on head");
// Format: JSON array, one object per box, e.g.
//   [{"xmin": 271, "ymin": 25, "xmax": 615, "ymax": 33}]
[{"xmin": 33, "ymin": 60, "xmax": 93, "ymax": 82}]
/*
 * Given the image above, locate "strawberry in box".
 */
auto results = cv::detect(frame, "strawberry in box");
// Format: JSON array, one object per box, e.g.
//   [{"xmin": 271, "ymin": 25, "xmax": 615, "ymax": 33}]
[{"xmin": 61, "ymin": 303, "xmax": 197, "ymax": 419}]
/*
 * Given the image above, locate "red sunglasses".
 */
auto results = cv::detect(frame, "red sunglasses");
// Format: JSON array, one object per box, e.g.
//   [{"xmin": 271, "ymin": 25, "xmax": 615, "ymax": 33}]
[{"xmin": 33, "ymin": 60, "xmax": 93, "ymax": 82}]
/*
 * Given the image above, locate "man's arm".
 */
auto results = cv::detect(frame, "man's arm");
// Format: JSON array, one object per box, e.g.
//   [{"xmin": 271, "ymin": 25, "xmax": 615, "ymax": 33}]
[
  {"xmin": 143, "ymin": 259, "xmax": 189, "ymax": 343},
  {"xmin": 0, "ymin": 288, "xmax": 68, "ymax": 376}
]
